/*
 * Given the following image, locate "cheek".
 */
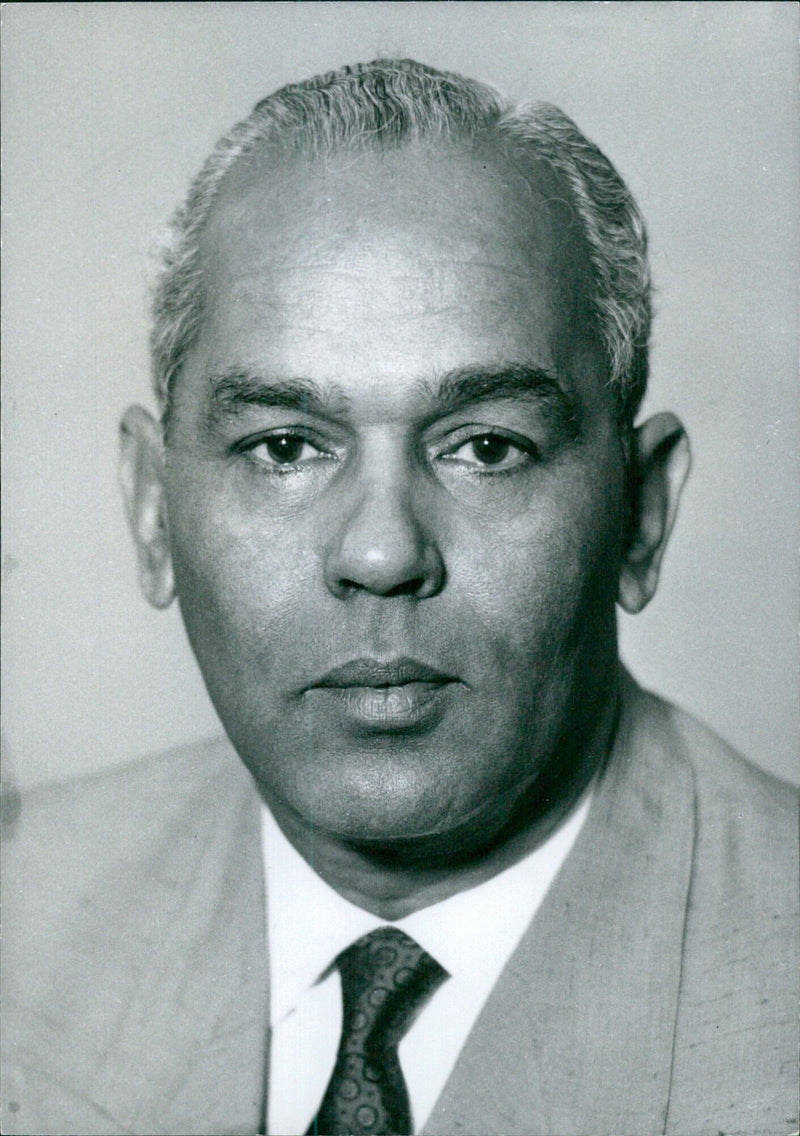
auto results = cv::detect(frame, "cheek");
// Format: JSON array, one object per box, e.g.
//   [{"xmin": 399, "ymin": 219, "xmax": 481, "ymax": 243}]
[
  {"xmin": 448, "ymin": 480, "xmax": 625, "ymax": 703},
  {"xmin": 165, "ymin": 483, "xmax": 316, "ymax": 672}
]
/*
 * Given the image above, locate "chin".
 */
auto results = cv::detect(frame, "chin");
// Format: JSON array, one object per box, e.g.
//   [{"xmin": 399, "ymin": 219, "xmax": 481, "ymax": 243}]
[
  {"xmin": 298, "ymin": 764, "xmax": 467, "ymax": 846},
  {"xmin": 319, "ymin": 796, "xmax": 453, "ymax": 847}
]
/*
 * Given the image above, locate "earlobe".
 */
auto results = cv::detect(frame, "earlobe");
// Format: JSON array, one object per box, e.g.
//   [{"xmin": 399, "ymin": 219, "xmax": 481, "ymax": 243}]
[
  {"xmin": 119, "ymin": 406, "xmax": 175, "ymax": 610},
  {"xmin": 618, "ymin": 411, "xmax": 690, "ymax": 615}
]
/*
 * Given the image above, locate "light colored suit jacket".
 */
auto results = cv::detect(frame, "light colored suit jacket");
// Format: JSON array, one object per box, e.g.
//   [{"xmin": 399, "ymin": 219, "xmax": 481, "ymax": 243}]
[{"xmin": 2, "ymin": 675, "xmax": 797, "ymax": 1135}]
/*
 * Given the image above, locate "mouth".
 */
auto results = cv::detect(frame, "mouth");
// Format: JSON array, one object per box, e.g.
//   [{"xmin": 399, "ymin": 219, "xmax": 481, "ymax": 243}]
[
  {"xmin": 306, "ymin": 657, "xmax": 459, "ymax": 731},
  {"xmin": 314, "ymin": 657, "xmax": 456, "ymax": 689}
]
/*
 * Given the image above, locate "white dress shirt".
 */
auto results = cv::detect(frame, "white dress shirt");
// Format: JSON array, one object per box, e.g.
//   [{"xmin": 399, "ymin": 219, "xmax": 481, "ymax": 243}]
[{"xmin": 262, "ymin": 794, "xmax": 591, "ymax": 1135}]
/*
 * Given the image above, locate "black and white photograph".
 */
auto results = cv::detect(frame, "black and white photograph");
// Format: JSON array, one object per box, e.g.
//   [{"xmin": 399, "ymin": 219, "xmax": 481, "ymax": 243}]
[{"xmin": 2, "ymin": 4, "xmax": 798, "ymax": 1134}]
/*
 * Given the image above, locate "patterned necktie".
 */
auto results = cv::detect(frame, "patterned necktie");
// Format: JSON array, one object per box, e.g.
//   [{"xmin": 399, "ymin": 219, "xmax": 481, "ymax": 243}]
[{"xmin": 307, "ymin": 926, "xmax": 447, "ymax": 1136}]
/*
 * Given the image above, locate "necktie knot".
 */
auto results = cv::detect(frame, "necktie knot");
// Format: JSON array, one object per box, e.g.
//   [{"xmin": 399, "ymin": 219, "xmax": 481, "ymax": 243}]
[
  {"xmin": 339, "ymin": 927, "xmax": 446, "ymax": 1053},
  {"xmin": 308, "ymin": 927, "xmax": 447, "ymax": 1136}
]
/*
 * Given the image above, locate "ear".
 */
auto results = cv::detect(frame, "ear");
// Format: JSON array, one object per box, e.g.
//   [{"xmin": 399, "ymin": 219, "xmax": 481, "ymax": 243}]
[
  {"xmin": 119, "ymin": 406, "xmax": 175, "ymax": 609},
  {"xmin": 618, "ymin": 411, "xmax": 690, "ymax": 615}
]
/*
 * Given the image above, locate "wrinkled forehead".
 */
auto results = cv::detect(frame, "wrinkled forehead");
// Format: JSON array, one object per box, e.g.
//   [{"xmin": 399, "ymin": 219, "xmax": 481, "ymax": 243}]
[{"xmin": 195, "ymin": 138, "xmax": 601, "ymax": 385}]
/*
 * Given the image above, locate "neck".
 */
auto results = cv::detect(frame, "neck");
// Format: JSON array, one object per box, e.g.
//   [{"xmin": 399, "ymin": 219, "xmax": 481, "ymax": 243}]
[{"xmin": 265, "ymin": 677, "xmax": 621, "ymax": 920}]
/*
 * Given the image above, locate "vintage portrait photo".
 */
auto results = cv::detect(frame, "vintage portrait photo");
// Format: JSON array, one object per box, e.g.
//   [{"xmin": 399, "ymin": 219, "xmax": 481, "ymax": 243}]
[{"xmin": 2, "ymin": 4, "xmax": 797, "ymax": 1134}]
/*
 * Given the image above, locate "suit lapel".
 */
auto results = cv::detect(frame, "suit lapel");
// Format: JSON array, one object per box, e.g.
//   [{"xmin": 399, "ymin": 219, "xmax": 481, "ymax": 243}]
[{"xmin": 424, "ymin": 677, "xmax": 696, "ymax": 1135}]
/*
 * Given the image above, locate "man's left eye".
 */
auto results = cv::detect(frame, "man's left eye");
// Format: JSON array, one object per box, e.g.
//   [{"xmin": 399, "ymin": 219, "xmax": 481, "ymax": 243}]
[
  {"xmin": 443, "ymin": 433, "xmax": 533, "ymax": 469},
  {"xmin": 246, "ymin": 433, "xmax": 322, "ymax": 466}
]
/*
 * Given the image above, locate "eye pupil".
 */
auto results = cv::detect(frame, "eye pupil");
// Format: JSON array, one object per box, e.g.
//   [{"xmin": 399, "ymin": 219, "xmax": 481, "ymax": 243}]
[
  {"xmin": 266, "ymin": 435, "xmax": 304, "ymax": 463},
  {"xmin": 472, "ymin": 435, "xmax": 510, "ymax": 465}
]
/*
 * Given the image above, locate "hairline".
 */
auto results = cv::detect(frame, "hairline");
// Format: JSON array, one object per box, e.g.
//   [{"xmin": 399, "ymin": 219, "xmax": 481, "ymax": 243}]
[{"xmin": 151, "ymin": 60, "xmax": 650, "ymax": 435}]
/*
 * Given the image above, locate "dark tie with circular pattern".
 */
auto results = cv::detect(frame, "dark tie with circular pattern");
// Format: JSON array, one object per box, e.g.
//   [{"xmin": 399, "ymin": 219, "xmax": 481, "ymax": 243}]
[{"xmin": 306, "ymin": 926, "xmax": 448, "ymax": 1136}]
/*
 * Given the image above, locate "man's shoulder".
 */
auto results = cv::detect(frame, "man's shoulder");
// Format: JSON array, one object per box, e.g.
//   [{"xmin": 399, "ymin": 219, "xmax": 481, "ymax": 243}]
[
  {"xmin": 627, "ymin": 677, "xmax": 797, "ymax": 1005},
  {"xmin": 7, "ymin": 730, "xmax": 242, "ymax": 801},
  {"xmin": 624, "ymin": 690, "xmax": 799, "ymax": 1132},
  {"xmin": 617, "ymin": 674, "xmax": 797, "ymax": 942},
  {"xmin": 3, "ymin": 733, "xmax": 247, "ymax": 853},
  {"xmin": 670, "ymin": 690, "xmax": 794, "ymax": 794},
  {"xmin": 627, "ymin": 675, "xmax": 797, "ymax": 834},
  {"xmin": 1, "ymin": 734, "xmax": 257, "ymax": 971},
  {"xmin": 1, "ymin": 738, "xmax": 268, "ymax": 1135}
]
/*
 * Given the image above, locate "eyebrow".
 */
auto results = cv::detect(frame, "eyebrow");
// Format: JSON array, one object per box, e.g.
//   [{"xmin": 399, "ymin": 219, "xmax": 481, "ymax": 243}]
[
  {"xmin": 208, "ymin": 370, "xmax": 341, "ymax": 420},
  {"xmin": 424, "ymin": 364, "xmax": 580, "ymax": 438},
  {"xmin": 204, "ymin": 362, "xmax": 580, "ymax": 439}
]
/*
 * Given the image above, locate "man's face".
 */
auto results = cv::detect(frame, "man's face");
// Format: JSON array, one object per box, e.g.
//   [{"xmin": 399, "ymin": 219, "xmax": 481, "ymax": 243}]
[{"xmin": 161, "ymin": 141, "xmax": 628, "ymax": 852}]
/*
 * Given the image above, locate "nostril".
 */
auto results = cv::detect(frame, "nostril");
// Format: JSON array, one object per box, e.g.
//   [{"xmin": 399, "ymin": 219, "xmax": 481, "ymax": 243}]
[
  {"xmin": 386, "ymin": 576, "xmax": 427, "ymax": 598},
  {"xmin": 336, "ymin": 574, "xmax": 428, "ymax": 598}
]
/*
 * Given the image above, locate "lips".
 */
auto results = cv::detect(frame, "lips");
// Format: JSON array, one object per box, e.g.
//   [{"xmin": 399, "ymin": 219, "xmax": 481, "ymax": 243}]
[
  {"xmin": 306, "ymin": 657, "xmax": 459, "ymax": 731},
  {"xmin": 313, "ymin": 657, "xmax": 456, "ymax": 689}
]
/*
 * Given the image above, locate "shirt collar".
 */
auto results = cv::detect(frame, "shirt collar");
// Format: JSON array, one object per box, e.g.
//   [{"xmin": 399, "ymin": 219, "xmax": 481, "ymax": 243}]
[{"xmin": 262, "ymin": 789, "xmax": 591, "ymax": 1028}]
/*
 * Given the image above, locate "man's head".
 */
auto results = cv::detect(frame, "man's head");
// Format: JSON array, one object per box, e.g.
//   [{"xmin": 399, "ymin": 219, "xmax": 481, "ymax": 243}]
[{"xmin": 120, "ymin": 60, "xmax": 688, "ymax": 867}]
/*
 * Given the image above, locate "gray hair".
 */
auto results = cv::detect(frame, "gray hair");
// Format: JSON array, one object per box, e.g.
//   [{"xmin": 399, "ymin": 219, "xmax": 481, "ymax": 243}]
[{"xmin": 152, "ymin": 58, "xmax": 650, "ymax": 424}]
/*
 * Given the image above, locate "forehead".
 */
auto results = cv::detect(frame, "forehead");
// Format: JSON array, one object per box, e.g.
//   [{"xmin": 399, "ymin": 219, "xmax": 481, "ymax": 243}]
[{"xmin": 189, "ymin": 139, "xmax": 601, "ymax": 403}]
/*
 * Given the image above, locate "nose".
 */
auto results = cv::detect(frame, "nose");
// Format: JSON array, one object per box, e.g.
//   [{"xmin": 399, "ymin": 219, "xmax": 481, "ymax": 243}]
[{"xmin": 323, "ymin": 471, "xmax": 445, "ymax": 600}]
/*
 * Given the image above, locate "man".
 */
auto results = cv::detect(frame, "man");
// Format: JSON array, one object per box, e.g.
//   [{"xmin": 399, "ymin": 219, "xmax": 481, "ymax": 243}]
[{"xmin": 2, "ymin": 58, "xmax": 797, "ymax": 1136}]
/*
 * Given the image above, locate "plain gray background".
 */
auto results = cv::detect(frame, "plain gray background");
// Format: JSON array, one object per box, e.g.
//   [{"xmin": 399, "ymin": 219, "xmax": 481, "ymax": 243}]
[{"xmin": 2, "ymin": 2, "xmax": 798, "ymax": 788}]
